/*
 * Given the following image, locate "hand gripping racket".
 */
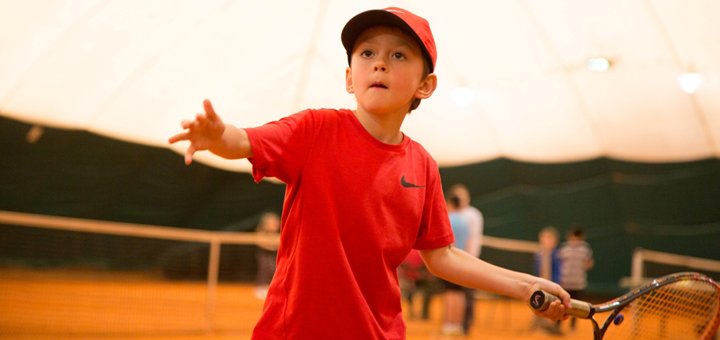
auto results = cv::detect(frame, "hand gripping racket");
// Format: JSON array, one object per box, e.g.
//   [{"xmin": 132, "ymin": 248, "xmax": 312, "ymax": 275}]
[{"xmin": 530, "ymin": 272, "xmax": 720, "ymax": 340}]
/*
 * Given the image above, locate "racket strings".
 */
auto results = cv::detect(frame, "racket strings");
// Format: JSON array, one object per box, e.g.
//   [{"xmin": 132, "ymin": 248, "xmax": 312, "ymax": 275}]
[{"xmin": 605, "ymin": 279, "xmax": 720, "ymax": 340}]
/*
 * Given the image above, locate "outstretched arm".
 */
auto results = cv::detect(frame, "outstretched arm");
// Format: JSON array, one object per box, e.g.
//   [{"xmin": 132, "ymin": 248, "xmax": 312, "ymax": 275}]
[
  {"xmin": 420, "ymin": 245, "xmax": 570, "ymax": 320},
  {"xmin": 168, "ymin": 99, "xmax": 252, "ymax": 165}
]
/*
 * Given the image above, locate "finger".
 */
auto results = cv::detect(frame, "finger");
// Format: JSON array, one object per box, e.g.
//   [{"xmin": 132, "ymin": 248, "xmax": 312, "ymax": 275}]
[
  {"xmin": 184, "ymin": 145, "xmax": 196, "ymax": 165},
  {"xmin": 204, "ymin": 99, "xmax": 217, "ymax": 120},
  {"xmin": 558, "ymin": 290, "xmax": 572, "ymax": 308},
  {"xmin": 181, "ymin": 119, "xmax": 194, "ymax": 129},
  {"xmin": 554, "ymin": 301, "xmax": 567, "ymax": 319},
  {"xmin": 555, "ymin": 301, "xmax": 569, "ymax": 320},
  {"xmin": 543, "ymin": 300, "xmax": 562, "ymax": 320},
  {"xmin": 168, "ymin": 132, "xmax": 188, "ymax": 144},
  {"xmin": 195, "ymin": 113, "xmax": 208, "ymax": 125}
]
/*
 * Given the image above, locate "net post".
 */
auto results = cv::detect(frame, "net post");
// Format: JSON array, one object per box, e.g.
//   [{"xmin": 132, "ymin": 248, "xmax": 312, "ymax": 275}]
[
  {"xmin": 631, "ymin": 248, "xmax": 644, "ymax": 287},
  {"xmin": 206, "ymin": 239, "xmax": 221, "ymax": 333}
]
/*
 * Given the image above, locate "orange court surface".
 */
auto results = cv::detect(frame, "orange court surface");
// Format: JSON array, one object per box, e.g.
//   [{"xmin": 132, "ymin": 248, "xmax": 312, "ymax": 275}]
[{"xmin": 0, "ymin": 268, "xmax": 593, "ymax": 340}]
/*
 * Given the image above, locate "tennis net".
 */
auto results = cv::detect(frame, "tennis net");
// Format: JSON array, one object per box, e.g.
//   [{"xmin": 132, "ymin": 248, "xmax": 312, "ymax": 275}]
[
  {"xmin": 0, "ymin": 210, "xmax": 268, "ymax": 336},
  {"xmin": 621, "ymin": 247, "xmax": 720, "ymax": 288},
  {"xmin": 0, "ymin": 210, "xmax": 546, "ymax": 338}
]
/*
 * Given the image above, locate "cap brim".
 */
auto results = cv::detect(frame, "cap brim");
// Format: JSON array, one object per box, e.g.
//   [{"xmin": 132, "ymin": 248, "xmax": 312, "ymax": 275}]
[{"xmin": 341, "ymin": 10, "xmax": 433, "ymax": 72}]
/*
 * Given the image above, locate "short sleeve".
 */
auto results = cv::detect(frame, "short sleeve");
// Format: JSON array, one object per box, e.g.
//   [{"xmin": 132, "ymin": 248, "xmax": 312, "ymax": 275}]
[
  {"xmin": 413, "ymin": 162, "xmax": 454, "ymax": 250},
  {"xmin": 245, "ymin": 110, "xmax": 315, "ymax": 184}
]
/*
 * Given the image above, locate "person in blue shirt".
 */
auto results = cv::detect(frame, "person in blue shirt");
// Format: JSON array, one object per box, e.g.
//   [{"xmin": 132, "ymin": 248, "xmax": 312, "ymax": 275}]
[{"xmin": 440, "ymin": 195, "xmax": 471, "ymax": 335}]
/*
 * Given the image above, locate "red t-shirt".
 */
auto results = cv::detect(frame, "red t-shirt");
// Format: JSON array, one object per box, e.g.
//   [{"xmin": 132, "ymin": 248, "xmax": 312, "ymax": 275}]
[{"xmin": 246, "ymin": 109, "xmax": 453, "ymax": 339}]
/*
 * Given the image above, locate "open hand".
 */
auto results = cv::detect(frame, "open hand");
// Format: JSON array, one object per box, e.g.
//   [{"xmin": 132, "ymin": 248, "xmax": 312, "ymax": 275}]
[{"xmin": 168, "ymin": 99, "xmax": 225, "ymax": 165}]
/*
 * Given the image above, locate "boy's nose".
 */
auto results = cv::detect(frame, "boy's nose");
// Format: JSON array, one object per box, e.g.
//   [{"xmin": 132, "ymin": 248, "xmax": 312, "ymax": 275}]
[{"xmin": 373, "ymin": 60, "xmax": 388, "ymax": 72}]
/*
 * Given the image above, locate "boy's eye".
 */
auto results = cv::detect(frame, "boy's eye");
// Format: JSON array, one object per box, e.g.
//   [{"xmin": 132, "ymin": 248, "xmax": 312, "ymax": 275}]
[
  {"xmin": 392, "ymin": 52, "xmax": 406, "ymax": 60},
  {"xmin": 360, "ymin": 50, "xmax": 374, "ymax": 58}
]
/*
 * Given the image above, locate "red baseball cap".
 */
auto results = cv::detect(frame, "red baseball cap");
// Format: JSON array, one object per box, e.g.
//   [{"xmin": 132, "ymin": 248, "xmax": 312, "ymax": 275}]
[{"xmin": 341, "ymin": 7, "xmax": 437, "ymax": 72}]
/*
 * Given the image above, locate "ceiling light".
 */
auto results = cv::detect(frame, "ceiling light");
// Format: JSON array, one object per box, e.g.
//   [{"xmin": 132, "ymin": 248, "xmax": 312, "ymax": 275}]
[
  {"xmin": 586, "ymin": 57, "xmax": 611, "ymax": 72},
  {"xmin": 678, "ymin": 72, "xmax": 703, "ymax": 94}
]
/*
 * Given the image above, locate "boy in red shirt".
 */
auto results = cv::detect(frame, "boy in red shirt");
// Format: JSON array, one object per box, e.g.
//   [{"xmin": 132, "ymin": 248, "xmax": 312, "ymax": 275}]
[{"xmin": 169, "ymin": 7, "xmax": 569, "ymax": 339}]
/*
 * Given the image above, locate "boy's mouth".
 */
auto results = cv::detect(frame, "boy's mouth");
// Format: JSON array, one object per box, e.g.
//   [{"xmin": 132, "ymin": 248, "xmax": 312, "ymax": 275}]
[{"xmin": 369, "ymin": 82, "xmax": 387, "ymax": 89}]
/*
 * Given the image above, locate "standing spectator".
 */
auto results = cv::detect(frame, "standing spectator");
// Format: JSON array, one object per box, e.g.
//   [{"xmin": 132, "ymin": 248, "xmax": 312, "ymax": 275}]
[
  {"xmin": 533, "ymin": 226, "xmax": 562, "ymax": 334},
  {"xmin": 440, "ymin": 195, "xmax": 470, "ymax": 335},
  {"xmin": 558, "ymin": 225, "xmax": 594, "ymax": 331},
  {"xmin": 449, "ymin": 184, "xmax": 484, "ymax": 335},
  {"xmin": 398, "ymin": 249, "xmax": 435, "ymax": 320},
  {"xmin": 536, "ymin": 226, "xmax": 561, "ymax": 283},
  {"xmin": 255, "ymin": 211, "xmax": 281, "ymax": 299}
]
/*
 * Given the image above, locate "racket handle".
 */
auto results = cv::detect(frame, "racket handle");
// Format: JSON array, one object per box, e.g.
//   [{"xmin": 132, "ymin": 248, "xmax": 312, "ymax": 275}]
[{"xmin": 529, "ymin": 290, "xmax": 594, "ymax": 319}]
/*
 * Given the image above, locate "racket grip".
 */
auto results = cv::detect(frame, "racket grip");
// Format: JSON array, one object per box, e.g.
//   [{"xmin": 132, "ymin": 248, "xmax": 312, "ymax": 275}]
[{"xmin": 529, "ymin": 290, "xmax": 593, "ymax": 319}]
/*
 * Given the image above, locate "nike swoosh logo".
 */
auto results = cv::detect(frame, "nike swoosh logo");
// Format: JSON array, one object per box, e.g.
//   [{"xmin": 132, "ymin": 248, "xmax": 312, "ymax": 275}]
[{"xmin": 400, "ymin": 176, "xmax": 424, "ymax": 188}]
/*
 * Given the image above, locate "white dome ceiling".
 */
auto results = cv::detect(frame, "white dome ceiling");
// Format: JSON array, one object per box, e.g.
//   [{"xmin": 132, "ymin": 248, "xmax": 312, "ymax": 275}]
[{"xmin": 1, "ymin": 0, "xmax": 718, "ymax": 172}]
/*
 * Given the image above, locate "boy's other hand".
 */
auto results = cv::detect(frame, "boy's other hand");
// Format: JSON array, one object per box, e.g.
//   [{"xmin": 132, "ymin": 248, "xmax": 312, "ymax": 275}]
[
  {"xmin": 168, "ymin": 99, "xmax": 226, "ymax": 165},
  {"xmin": 528, "ymin": 281, "xmax": 570, "ymax": 321}
]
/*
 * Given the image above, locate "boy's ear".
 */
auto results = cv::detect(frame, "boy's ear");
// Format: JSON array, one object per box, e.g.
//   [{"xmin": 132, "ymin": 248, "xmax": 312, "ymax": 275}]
[
  {"xmin": 415, "ymin": 73, "xmax": 437, "ymax": 99},
  {"xmin": 345, "ymin": 67, "xmax": 354, "ymax": 94}
]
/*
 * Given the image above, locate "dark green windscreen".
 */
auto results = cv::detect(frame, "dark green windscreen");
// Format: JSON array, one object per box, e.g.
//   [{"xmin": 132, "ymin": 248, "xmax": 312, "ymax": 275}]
[{"xmin": 2, "ymin": 116, "xmax": 718, "ymax": 292}]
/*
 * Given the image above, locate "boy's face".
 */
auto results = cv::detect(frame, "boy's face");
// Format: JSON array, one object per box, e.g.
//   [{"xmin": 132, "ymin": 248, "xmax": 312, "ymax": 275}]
[{"xmin": 345, "ymin": 26, "xmax": 436, "ymax": 115}]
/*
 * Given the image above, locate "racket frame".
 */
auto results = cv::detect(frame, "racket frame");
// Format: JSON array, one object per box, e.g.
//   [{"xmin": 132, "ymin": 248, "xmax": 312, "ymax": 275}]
[{"xmin": 530, "ymin": 272, "xmax": 720, "ymax": 340}]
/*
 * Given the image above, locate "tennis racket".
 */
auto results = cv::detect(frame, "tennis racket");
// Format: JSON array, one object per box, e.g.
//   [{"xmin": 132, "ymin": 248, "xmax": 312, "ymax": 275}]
[{"xmin": 529, "ymin": 272, "xmax": 720, "ymax": 340}]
